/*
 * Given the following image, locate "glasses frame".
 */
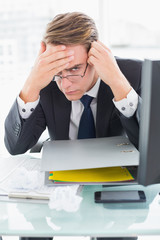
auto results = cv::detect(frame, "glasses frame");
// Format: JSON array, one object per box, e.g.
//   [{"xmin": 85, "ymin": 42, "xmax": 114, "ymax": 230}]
[{"xmin": 54, "ymin": 63, "xmax": 88, "ymax": 82}]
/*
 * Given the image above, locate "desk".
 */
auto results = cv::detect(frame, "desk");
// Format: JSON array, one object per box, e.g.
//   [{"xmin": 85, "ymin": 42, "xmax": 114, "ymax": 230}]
[{"xmin": 0, "ymin": 183, "xmax": 160, "ymax": 238}]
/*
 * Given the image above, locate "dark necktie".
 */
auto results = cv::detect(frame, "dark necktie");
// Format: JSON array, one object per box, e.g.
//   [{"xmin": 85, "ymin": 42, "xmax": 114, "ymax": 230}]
[{"xmin": 78, "ymin": 95, "xmax": 96, "ymax": 139}]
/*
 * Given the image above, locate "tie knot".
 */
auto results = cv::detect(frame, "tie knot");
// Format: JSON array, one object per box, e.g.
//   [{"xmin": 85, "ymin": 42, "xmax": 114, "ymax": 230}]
[{"xmin": 80, "ymin": 95, "xmax": 94, "ymax": 109}]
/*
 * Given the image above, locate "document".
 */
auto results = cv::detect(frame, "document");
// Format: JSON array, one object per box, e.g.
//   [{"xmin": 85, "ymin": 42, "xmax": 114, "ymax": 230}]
[
  {"xmin": 49, "ymin": 166, "xmax": 134, "ymax": 183},
  {"xmin": 0, "ymin": 154, "xmax": 67, "ymax": 202}
]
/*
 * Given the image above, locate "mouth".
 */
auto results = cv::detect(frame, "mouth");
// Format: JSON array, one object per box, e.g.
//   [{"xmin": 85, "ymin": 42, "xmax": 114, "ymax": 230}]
[{"xmin": 65, "ymin": 90, "xmax": 79, "ymax": 95}]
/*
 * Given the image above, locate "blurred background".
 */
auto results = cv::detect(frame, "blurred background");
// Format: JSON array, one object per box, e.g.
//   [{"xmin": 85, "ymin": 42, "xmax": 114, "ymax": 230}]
[
  {"xmin": 0, "ymin": 0, "xmax": 160, "ymax": 154},
  {"xmin": 1, "ymin": 1, "xmax": 160, "ymax": 239}
]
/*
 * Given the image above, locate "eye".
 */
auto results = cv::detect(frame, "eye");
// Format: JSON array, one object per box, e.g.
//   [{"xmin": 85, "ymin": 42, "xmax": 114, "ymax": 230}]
[{"xmin": 70, "ymin": 66, "xmax": 80, "ymax": 73}]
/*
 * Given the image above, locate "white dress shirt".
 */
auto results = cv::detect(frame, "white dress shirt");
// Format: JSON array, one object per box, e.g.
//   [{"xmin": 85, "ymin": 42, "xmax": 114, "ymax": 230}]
[{"xmin": 17, "ymin": 78, "xmax": 138, "ymax": 140}]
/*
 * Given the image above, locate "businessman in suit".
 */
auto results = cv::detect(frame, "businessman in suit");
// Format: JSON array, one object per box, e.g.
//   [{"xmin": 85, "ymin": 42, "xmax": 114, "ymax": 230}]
[{"xmin": 4, "ymin": 12, "xmax": 141, "ymax": 240}]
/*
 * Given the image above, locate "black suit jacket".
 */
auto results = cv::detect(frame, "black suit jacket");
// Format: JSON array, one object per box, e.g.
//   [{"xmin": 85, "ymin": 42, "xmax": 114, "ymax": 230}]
[{"xmin": 4, "ymin": 58, "xmax": 142, "ymax": 155}]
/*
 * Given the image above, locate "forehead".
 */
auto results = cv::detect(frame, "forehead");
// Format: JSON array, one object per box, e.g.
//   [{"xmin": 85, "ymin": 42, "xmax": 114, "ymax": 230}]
[
  {"xmin": 66, "ymin": 44, "xmax": 87, "ymax": 54},
  {"xmin": 67, "ymin": 45, "xmax": 88, "ymax": 64}
]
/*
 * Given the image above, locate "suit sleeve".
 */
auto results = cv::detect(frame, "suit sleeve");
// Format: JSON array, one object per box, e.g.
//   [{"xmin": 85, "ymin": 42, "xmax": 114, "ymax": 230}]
[
  {"xmin": 4, "ymin": 99, "xmax": 46, "ymax": 155},
  {"xmin": 115, "ymin": 58, "xmax": 142, "ymax": 149}
]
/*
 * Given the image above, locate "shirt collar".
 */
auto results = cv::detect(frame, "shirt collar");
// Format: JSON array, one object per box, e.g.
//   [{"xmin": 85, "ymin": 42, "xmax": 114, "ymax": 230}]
[{"xmin": 85, "ymin": 77, "xmax": 101, "ymax": 99}]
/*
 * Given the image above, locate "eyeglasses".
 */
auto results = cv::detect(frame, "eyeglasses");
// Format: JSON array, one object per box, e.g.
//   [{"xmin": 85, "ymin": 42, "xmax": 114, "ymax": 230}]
[{"xmin": 54, "ymin": 63, "xmax": 88, "ymax": 82}]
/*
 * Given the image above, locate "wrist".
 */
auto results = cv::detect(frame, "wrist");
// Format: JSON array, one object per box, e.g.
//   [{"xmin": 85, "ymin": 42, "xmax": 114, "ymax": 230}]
[
  {"xmin": 110, "ymin": 75, "xmax": 132, "ymax": 101},
  {"xmin": 20, "ymin": 83, "xmax": 40, "ymax": 103}
]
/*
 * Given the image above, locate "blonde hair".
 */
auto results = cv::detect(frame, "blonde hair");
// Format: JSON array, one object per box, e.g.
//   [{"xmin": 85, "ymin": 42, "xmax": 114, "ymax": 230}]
[{"xmin": 43, "ymin": 12, "xmax": 98, "ymax": 51}]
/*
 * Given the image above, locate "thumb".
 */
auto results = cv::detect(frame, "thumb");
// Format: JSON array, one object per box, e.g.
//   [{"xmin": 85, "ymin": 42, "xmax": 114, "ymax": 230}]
[{"xmin": 38, "ymin": 41, "xmax": 46, "ymax": 56}]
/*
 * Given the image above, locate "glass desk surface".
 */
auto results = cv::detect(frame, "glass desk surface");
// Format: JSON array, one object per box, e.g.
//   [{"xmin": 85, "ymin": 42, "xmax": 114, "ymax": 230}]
[{"xmin": 0, "ymin": 184, "xmax": 160, "ymax": 238}]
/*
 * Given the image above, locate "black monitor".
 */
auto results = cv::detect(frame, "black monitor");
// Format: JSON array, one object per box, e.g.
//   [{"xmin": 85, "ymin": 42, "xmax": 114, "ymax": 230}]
[{"xmin": 138, "ymin": 59, "xmax": 160, "ymax": 186}]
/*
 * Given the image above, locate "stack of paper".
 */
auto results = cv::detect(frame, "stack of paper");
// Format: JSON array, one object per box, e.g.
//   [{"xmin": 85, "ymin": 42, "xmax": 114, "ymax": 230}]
[{"xmin": 48, "ymin": 167, "xmax": 134, "ymax": 184}]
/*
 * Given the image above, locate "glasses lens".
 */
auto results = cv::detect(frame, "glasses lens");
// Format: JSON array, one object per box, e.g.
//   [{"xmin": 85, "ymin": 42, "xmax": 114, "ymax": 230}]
[
  {"xmin": 54, "ymin": 75, "xmax": 82, "ymax": 82},
  {"xmin": 54, "ymin": 64, "xmax": 87, "ymax": 82},
  {"xmin": 67, "ymin": 75, "xmax": 81, "ymax": 82},
  {"xmin": 54, "ymin": 76, "xmax": 61, "ymax": 81}
]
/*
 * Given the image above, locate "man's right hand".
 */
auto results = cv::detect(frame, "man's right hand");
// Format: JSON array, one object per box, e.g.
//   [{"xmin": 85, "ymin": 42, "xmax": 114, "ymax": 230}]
[{"xmin": 19, "ymin": 42, "xmax": 74, "ymax": 103}]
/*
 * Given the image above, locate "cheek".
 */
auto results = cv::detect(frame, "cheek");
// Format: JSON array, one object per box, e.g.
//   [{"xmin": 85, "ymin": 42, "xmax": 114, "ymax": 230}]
[
  {"xmin": 77, "ymin": 79, "xmax": 90, "ymax": 93},
  {"xmin": 82, "ymin": 71, "xmax": 96, "ymax": 89}
]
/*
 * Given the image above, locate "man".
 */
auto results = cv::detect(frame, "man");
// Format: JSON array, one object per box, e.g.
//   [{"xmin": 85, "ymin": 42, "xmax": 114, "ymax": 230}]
[{"xmin": 4, "ymin": 12, "xmax": 141, "ymax": 240}]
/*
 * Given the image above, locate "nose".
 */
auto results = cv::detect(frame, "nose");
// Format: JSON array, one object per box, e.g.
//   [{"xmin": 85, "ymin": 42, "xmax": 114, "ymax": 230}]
[{"xmin": 60, "ymin": 76, "xmax": 72, "ymax": 89}]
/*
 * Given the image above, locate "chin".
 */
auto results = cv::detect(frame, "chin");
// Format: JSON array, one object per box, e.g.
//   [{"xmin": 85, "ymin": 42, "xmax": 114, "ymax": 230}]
[{"xmin": 65, "ymin": 93, "xmax": 82, "ymax": 101}]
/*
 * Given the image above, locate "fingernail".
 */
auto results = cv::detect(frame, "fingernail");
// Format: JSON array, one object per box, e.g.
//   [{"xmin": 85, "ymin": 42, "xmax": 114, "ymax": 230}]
[
  {"xmin": 68, "ymin": 50, "xmax": 74, "ymax": 55},
  {"xmin": 68, "ymin": 56, "xmax": 74, "ymax": 61},
  {"xmin": 61, "ymin": 45, "xmax": 66, "ymax": 50}
]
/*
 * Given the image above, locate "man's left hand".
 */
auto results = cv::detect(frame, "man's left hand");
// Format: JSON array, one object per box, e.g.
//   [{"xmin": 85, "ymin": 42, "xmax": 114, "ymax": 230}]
[{"xmin": 88, "ymin": 41, "xmax": 131, "ymax": 101}]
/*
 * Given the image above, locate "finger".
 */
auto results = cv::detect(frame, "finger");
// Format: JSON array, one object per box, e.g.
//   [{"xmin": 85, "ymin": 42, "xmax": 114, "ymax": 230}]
[
  {"xmin": 97, "ymin": 40, "xmax": 111, "ymax": 52},
  {"xmin": 47, "ymin": 43, "xmax": 66, "ymax": 51},
  {"xmin": 88, "ymin": 55, "xmax": 99, "ymax": 66},
  {"xmin": 88, "ymin": 46, "xmax": 101, "ymax": 60},
  {"xmin": 43, "ymin": 44, "xmax": 66, "ymax": 58},
  {"xmin": 37, "ymin": 50, "xmax": 74, "ymax": 71},
  {"xmin": 49, "ymin": 60, "xmax": 74, "ymax": 78},
  {"xmin": 50, "ymin": 62, "xmax": 71, "ymax": 77},
  {"xmin": 87, "ymin": 58, "xmax": 94, "ymax": 66},
  {"xmin": 44, "ymin": 49, "xmax": 74, "ymax": 64},
  {"xmin": 47, "ymin": 55, "xmax": 74, "ymax": 73},
  {"xmin": 92, "ymin": 41, "xmax": 111, "ymax": 54}
]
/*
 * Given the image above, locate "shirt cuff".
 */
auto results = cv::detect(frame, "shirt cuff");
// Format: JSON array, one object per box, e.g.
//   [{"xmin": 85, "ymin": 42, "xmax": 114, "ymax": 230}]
[
  {"xmin": 112, "ymin": 88, "xmax": 138, "ymax": 118},
  {"xmin": 17, "ymin": 95, "xmax": 40, "ymax": 119}
]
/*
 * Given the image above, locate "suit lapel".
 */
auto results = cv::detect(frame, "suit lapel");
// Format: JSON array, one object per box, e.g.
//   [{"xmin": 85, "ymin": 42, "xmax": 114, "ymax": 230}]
[
  {"xmin": 52, "ymin": 80, "xmax": 114, "ymax": 139},
  {"xmin": 96, "ymin": 81, "xmax": 114, "ymax": 137},
  {"xmin": 53, "ymin": 87, "xmax": 71, "ymax": 140}
]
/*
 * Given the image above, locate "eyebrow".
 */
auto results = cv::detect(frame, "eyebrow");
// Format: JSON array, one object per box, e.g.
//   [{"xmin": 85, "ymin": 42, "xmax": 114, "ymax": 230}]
[{"xmin": 65, "ymin": 64, "xmax": 83, "ymax": 71}]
